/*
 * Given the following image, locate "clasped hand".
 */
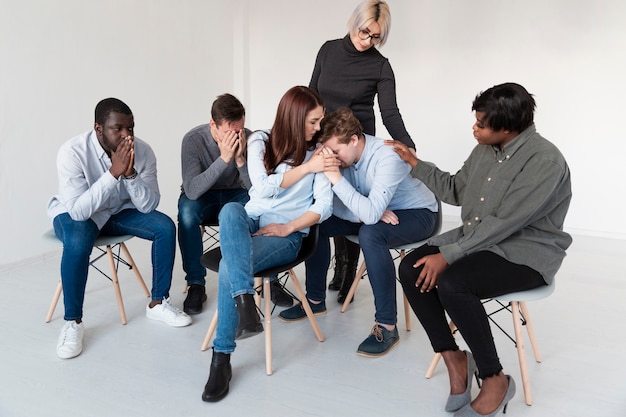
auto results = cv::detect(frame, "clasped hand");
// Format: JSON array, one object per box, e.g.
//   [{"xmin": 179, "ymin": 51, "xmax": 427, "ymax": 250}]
[
  {"xmin": 110, "ymin": 136, "xmax": 135, "ymax": 178},
  {"xmin": 311, "ymin": 146, "xmax": 341, "ymax": 183}
]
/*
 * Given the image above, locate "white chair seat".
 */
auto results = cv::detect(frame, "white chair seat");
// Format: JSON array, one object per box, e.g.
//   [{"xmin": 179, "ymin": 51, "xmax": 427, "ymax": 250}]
[
  {"xmin": 44, "ymin": 229, "xmax": 149, "ymax": 325},
  {"xmin": 426, "ymin": 280, "xmax": 556, "ymax": 406}
]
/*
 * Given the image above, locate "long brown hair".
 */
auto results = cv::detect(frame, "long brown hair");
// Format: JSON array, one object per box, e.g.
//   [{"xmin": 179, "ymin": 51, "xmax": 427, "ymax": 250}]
[{"xmin": 263, "ymin": 86, "xmax": 324, "ymax": 174}]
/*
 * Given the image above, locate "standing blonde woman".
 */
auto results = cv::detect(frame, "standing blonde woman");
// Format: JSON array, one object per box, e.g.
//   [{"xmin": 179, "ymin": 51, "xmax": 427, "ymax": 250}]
[{"xmin": 309, "ymin": 0, "xmax": 416, "ymax": 301}]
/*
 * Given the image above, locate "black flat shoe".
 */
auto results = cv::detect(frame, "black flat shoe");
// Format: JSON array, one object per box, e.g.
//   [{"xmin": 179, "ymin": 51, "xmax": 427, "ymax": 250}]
[
  {"xmin": 234, "ymin": 294, "xmax": 263, "ymax": 340},
  {"xmin": 183, "ymin": 284, "xmax": 207, "ymax": 315}
]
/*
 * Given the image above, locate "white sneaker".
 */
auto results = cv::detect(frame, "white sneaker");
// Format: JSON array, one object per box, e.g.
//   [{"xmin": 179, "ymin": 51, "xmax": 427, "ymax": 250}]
[
  {"xmin": 146, "ymin": 298, "xmax": 192, "ymax": 327},
  {"xmin": 57, "ymin": 321, "xmax": 84, "ymax": 359}
]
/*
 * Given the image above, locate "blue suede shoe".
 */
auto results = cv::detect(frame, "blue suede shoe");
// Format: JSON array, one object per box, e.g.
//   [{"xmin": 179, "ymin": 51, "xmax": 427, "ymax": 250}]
[
  {"xmin": 278, "ymin": 301, "xmax": 326, "ymax": 322},
  {"xmin": 356, "ymin": 324, "xmax": 399, "ymax": 357}
]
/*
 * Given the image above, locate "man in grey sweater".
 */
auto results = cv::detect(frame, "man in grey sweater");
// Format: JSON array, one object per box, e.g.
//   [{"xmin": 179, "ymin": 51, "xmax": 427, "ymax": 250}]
[
  {"xmin": 178, "ymin": 94, "xmax": 293, "ymax": 314},
  {"xmin": 178, "ymin": 94, "xmax": 251, "ymax": 314}
]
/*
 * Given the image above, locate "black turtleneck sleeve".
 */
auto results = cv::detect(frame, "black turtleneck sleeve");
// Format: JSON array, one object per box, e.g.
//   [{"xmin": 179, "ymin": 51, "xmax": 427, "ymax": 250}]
[{"xmin": 309, "ymin": 35, "xmax": 415, "ymax": 149}]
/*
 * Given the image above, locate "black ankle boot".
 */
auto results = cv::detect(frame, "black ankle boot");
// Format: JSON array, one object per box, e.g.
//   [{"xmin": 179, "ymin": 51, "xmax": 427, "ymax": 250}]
[
  {"xmin": 337, "ymin": 257, "xmax": 358, "ymax": 304},
  {"xmin": 202, "ymin": 349, "xmax": 232, "ymax": 402},
  {"xmin": 328, "ymin": 250, "xmax": 347, "ymax": 291},
  {"xmin": 234, "ymin": 293, "xmax": 263, "ymax": 340}
]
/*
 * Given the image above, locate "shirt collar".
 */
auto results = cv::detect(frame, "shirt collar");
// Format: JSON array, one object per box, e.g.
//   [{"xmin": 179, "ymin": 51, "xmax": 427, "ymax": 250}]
[
  {"xmin": 89, "ymin": 130, "xmax": 108, "ymax": 161},
  {"xmin": 353, "ymin": 134, "xmax": 373, "ymax": 169},
  {"xmin": 492, "ymin": 124, "xmax": 537, "ymax": 160}
]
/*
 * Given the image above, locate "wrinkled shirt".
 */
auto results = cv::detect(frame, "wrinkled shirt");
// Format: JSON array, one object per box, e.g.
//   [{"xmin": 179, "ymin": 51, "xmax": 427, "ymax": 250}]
[
  {"xmin": 47, "ymin": 130, "xmax": 161, "ymax": 229},
  {"xmin": 244, "ymin": 130, "xmax": 333, "ymax": 235},
  {"xmin": 180, "ymin": 124, "xmax": 251, "ymax": 200},
  {"xmin": 411, "ymin": 125, "xmax": 572, "ymax": 283},
  {"xmin": 332, "ymin": 135, "xmax": 437, "ymax": 224}
]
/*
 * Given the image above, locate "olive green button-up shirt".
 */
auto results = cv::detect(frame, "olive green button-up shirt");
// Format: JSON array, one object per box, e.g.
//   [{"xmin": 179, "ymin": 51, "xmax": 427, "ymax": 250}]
[{"xmin": 411, "ymin": 125, "xmax": 572, "ymax": 283}]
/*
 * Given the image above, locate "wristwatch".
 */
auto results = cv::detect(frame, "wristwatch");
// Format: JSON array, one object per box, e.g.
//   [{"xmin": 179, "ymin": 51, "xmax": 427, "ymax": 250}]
[{"xmin": 123, "ymin": 170, "xmax": 138, "ymax": 180}]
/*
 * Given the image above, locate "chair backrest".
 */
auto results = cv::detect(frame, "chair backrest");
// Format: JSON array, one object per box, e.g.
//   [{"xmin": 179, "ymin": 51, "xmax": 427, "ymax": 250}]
[{"xmin": 200, "ymin": 224, "xmax": 320, "ymax": 277}]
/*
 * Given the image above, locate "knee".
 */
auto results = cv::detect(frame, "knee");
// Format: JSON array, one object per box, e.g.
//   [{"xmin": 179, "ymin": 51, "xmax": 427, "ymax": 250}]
[
  {"xmin": 218, "ymin": 202, "xmax": 245, "ymax": 224},
  {"xmin": 178, "ymin": 197, "xmax": 202, "ymax": 226},
  {"xmin": 358, "ymin": 224, "xmax": 387, "ymax": 248},
  {"xmin": 398, "ymin": 256, "xmax": 418, "ymax": 288},
  {"xmin": 152, "ymin": 212, "xmax": 176, "ymax": 240}
]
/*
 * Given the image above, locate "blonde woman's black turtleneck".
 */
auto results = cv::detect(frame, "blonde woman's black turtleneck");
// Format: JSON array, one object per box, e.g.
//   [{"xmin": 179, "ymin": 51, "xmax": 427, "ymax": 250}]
[{"xmin": 309, "ymin": 35, "xmax": 415, "ymax": 148}]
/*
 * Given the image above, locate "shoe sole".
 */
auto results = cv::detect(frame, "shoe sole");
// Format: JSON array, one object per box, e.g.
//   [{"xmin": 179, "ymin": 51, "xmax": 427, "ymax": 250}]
[
  {"xmin": 202, "ymin": 385, "xmax": 230, "ymax": 403},
  {"xmin": 277, "ymin": 309, "xmax": 326, "ymax": 323},
  {"xmin": 57, "ymin": 348, "xmax": 82, "ymax": 359},
  {"xmin": 356, "ymin": 338, "xmax": 400, "ymax": 358},
  {"xmin": 145, "ymin": 314, "xmax": 192, "ymax": 327}
]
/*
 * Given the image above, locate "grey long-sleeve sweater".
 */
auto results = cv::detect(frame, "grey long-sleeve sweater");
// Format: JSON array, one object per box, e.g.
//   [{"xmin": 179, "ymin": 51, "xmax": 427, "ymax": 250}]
[
  {"xmin": 309, "ymin": 34, "xmax": 415, "ymax": 148},
  {"xmin": 180, "ymin": 124, "xmax": 251, "ymax": 200}
]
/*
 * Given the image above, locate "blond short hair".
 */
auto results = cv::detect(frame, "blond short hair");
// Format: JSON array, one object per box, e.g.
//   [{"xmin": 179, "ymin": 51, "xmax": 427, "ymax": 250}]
[{"xmin": 347, "ymin": 0, "xmax": 391, "ymax": 47}]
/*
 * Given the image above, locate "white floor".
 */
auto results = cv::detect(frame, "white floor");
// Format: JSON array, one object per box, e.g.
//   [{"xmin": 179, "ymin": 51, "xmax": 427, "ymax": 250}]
[{"xmin": 1, "ymin": 229, "xmax": 625, "ymax": 417}]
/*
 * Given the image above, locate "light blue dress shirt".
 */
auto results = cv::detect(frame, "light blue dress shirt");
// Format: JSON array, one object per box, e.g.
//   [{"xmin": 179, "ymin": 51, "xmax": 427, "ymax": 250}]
[
  {"xmin": 331, "ymin": 134, "xmax": 437, "ymax": 224},
  {"xmin": 244, "ymin": 130, "xmax": 333, "ymax": 235},
  {"xmin": 47, "ymin": 130, "xmax": 161, "ymax": 229}
]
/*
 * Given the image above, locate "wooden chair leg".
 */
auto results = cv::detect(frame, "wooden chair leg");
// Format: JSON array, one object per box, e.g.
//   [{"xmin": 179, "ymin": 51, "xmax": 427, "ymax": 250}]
[
  {"xmin": 519, "ymin": 301, "xmax": 542, "ymax": 363},
  {"xmin": 425, "ymin": 321, "xmax": 458, "ymax": 378},
  {"xmin": 402, "ymin": 294, "xmax": 412, "ymax": 332},
  {"xmin": 425, "ymin": 352, "xmax": 442, "ymax": 379},
  {"xmin": 106, "ymin": 245, "xmax": 127, "ymax": 325},
  {"xmin": 511, "ymin": 301, "xmax": 532, "ymax": 405},
  {"xmin": 341, "ymin": 261, "xmax": 367, "ymax": 313},
  {"xmin": 289, "ymin": 269, "xmax": 325, "ymax": 342},
  {"xmin": 45, "ymin": 280, "xmax": 63, "ymax": 322},
  {"xmin": 201, "ymin": 311, "xmax": 219, "ymax": 351},
  {"xmin": 119, "ymin": 242, "xmax": 150, "ymax": 297},
  {"xmin": 399, "ymin": 249, "xmax": 412, "ymax": 331},
  {"xmin": 263, "ymin": 277, "xmax": 273, "ymax": 375}
]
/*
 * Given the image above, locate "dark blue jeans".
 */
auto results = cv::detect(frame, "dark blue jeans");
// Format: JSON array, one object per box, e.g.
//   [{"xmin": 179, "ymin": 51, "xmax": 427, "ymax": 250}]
[
  {"xmin": 305, "ymin": 209, "xmax": 437, "ymax": 326},
  {"xmin": 53, "ymin": 209, "xmax": 176, "ymax": 321},
  {"xmin": 177, "ymin": 189, "xmax": 249, "ymax": 286}
]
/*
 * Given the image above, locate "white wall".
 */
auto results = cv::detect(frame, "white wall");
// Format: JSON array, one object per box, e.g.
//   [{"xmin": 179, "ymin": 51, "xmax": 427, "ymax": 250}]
[
  {"xmin": 0, "ymin": 0, "xmax": 238, "ymax": 267},
  {"xmin": 245, "ymin": 0, "xmax": 626, "ymax": 239},
  {"xmin": 1, "ymin": 0, "xmax": 624, "ymax": 268}
]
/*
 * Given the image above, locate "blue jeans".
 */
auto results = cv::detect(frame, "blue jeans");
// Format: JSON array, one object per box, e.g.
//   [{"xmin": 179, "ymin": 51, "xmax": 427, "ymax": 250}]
[
  {"xmin": 305, "ymin": 209, "xmax": 437, "ymax": 326},
  {"xmin": 213, "ymin": 202, "xmax": 302, "ymax": 354},
  {"xmin": 177, "ymin": 189, "xmax": 249, "ymax": 286},
  {"xmin": 52, "ymin": 209, "xmax": 176, "ymax": 321}
]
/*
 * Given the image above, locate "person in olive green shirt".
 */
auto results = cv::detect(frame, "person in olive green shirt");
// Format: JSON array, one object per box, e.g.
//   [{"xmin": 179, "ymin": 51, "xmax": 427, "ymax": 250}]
[{"xmin": 388, "ymin": 82, "xmax": 572, "ymax": 417}]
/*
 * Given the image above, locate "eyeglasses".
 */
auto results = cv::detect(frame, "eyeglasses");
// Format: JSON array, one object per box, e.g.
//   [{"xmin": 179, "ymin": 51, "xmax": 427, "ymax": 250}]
[{"xmin": 357, "ymin": 28, "xmax": 381, "ymax": 44}]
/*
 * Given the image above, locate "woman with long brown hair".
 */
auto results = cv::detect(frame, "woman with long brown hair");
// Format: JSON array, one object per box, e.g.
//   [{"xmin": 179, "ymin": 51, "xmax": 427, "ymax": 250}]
[{"xmin": 201, "ymin": 86, "xmax": 336, "ymax": 402}]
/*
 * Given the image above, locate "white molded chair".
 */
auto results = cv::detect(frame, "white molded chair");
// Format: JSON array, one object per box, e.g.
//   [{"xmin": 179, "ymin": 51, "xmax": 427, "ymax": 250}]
[
  {"xmin": 44, "ymin": 230, "xmax": 150, "ymax": 325},
  {"xmin": 425, "ymin": 282, "xmax": 555, "ymax": 406}
]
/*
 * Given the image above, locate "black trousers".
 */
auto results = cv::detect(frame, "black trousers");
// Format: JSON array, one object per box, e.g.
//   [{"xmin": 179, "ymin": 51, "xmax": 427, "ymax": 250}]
[{"xmin": 398, "ymin": 245, "xmax": 546, "ymax": 378}]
